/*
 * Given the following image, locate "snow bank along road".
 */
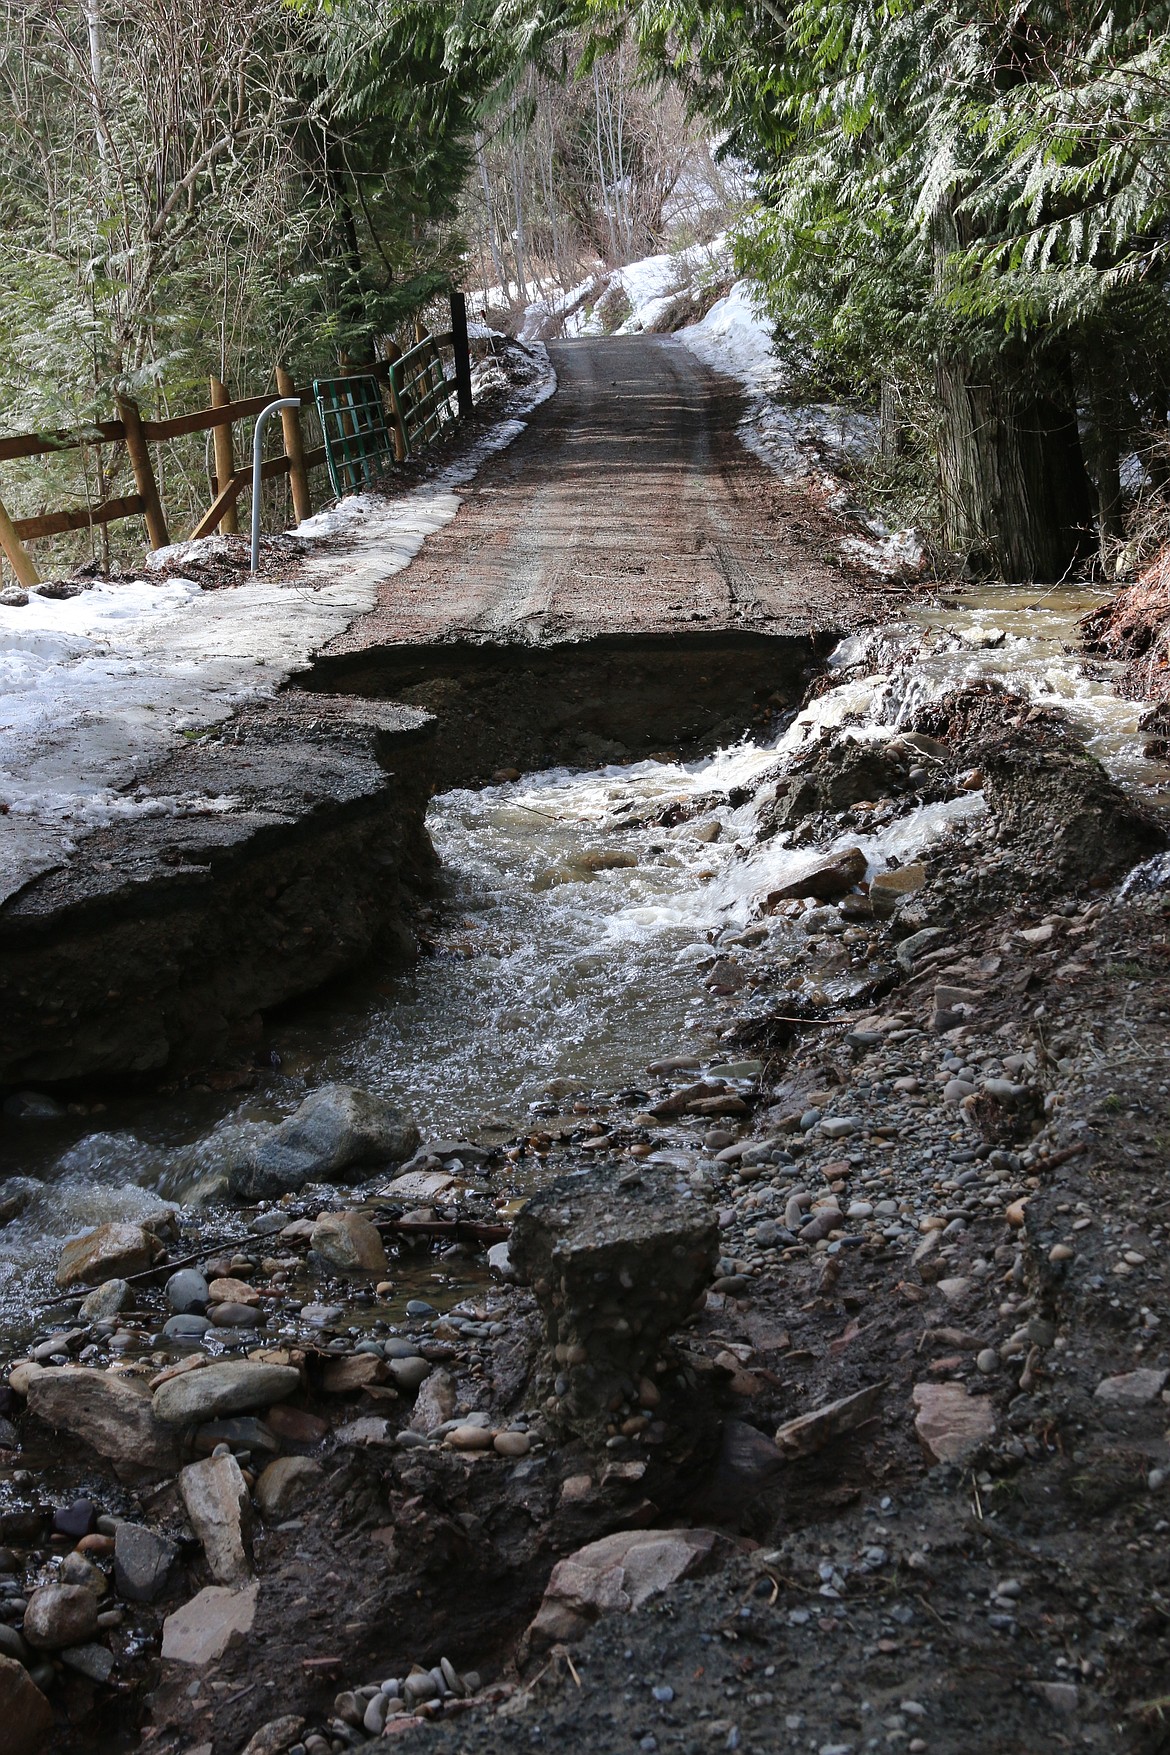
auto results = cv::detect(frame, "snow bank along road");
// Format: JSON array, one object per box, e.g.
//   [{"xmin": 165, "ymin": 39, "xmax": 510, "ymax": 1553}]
[{"xmin": 323, "ymin": 333, "xmax": 896, "ymax": 654}]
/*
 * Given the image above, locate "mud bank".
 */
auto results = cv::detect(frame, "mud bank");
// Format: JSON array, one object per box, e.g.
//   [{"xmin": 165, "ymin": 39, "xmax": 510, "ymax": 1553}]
[
  {"xmin": 0, "ymin": 629, "xmax": 829, "ymax": 1090},
  {"xmin": 0, "ymin": 696, "xmax": 437, "ymax": 1089},
  {"xmin": 2, "ymin": 668, "xmax": 1169, "ymax": 1755},
  {"xmin": 301, "ymin": 629, "xmax": 835, "ymax": 788}
]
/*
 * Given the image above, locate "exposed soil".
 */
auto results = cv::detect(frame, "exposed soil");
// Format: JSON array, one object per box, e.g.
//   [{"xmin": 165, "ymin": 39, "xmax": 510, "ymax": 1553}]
[{"xmin": 1081, "ymin": 552, "xmax": 1170, "ymax": 717}]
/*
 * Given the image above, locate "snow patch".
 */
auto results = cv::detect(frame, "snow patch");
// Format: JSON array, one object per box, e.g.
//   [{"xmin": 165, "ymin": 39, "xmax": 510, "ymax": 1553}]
[{"xmin": 1, "ymin": 346, "xmax": 556, "ymax": 903}]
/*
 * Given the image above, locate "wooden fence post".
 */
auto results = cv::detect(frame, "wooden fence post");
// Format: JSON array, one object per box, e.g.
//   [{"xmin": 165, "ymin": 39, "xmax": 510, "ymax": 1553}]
[
  {"xmin": 117, "ymin": 396, "xmax": 170, "ymax": 549},
  {"xmin": 209, "ymin": 377, "xmax": 239, "ymax": 534},
  {"xmin": 450, "ymin": 290, "xmax": 473, "ymax": 420},
  {"xmin": 383, "ymin": 343, "xmax": 408, "ymax": 463},
  {"xmin": 276, "ymin": 364, "xmax": 312, "ymax": 523},
  {"xmin": 0, "ymin": 494, "xmax": 39, "ymax": 588}
]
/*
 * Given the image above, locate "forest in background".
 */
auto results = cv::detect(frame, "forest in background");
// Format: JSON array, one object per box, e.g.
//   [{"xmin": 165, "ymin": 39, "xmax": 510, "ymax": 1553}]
[{"xmin": 3, "ymin": 0, "xmax": 1170, "ymax": 584}]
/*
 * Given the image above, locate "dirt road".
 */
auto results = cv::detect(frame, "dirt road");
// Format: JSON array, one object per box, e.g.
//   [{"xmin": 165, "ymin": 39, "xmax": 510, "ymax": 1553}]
[{"xmin": 326, "ymin": 334, "xmax": 893, "ymax": 654}]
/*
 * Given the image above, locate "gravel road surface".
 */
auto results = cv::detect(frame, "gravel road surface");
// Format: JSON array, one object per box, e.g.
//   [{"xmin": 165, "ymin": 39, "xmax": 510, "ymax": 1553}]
[{"xmin": 325, "ymin": 334, "xmax": 897, "ymax": 653}]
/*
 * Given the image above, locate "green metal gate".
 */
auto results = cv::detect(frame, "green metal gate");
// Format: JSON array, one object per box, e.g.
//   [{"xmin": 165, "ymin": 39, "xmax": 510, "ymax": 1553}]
[
  {"xmin": 390, "ymin": 335, "xmax": 459, "ymax": 455},
  {"xmin": 313, "ymin": 375, "xmax": 395, "ymax": 496}
]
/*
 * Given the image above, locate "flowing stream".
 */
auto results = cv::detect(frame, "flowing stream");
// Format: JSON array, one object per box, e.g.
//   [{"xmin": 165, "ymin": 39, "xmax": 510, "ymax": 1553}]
[{"xmin": 0, "ymin": 580, "xmax": 1164, "ymax": 1330}]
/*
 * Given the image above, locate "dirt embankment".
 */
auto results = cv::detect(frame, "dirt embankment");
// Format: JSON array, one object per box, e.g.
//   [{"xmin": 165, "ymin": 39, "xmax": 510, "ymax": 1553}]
[
  {"xmin": 1082, "ymin": 552, "xmax": 1170, "ymax": 754},
  {"xmin": 1, "ymin": 668, "xmax": 1168, "ymax": 1755}
]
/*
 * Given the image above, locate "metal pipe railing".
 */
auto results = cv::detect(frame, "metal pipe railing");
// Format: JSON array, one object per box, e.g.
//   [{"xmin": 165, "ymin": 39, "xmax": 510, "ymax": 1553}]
[{"xmin": 251, "ymin": 397, "xmax": 300, "ymax": 571}]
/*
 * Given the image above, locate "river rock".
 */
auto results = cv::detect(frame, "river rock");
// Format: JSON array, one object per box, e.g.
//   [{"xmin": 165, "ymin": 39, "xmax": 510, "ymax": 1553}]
[
  {"xmin": 230, "ymin": 1085, "xmax": 420, "ymax": 1200},
  {"xmin": 0, "ymin": 1626, "xmax": 29, "ymax": 1663},
  {"xmin": 207, "ymin": 1276, "xmax": 259, "ymax": 1306},
  {"xmin": 912, "ymin": 1382, "xmax": 996, "ymax": 1464},
  {"xmin": 152, "ymin": 1361, "xmax": 300, "ymax": 1427},
  {"xmin": 255, "ymin": 1456, "xmax": 324, "ymax": 1521},
  {"xmin": 160, "ymin": 1581, "xmax": 258, "ymax": 1665},
  {"xmin": 22, "ymin": 1583, "xmax": 101, "ymax": 1650},
  {"xmin": 164, "ymin": 1314, "xmax": 211, "ymax": 1339},
  {"xmin": 0, "ymin": 1653, "xmax": 53, "ymax": 1755},
  {"xmin": 209, "ymin": 1302, "xmax": 261, "ymax": 1328},
  {"xmin": 869, "ymin": 861, "xmax": 927, "ymax": 916},
  {"xmin": 321, "ymin": 1353, "xmax": 386, "ymax": 1392},
  {"xmin": 114, "ymin": 1523, "xmax": 179, "ymax": 1603},
  {"xmin": 762, "ymin": 846, "xmax": 867, "ymax": 906},
  {"xmin": 79, "ymin": 1279, "xmax": 130, "ymax": 1320},
  {"xmin": 309, "ymin": 1211, "xmax": 388, "ymax": 1277},
  {"xmin": 27, "ymin": 1367, "xmax": 178, "ymax": 1472},
  {"xmin": 241, "ymin": 1717, "xmax": 307, "ymax": 1755},
  {"xmin": 166, "ymin": 1269, "xmax": 210, "ymax": 1314},
  {"xmin": 487, "ymin": 1240, "xmax": 516, "ymax": 1282},
  {"xmin": 55, "ymin": 1221, "xmax": 162, "ymax": 1288},
  {"xmin": 1094, "ymin": 1367, "xmax": 1168, "ymax": 1406},
  {"xmin": 410, "ymin": 1368, "xmax": 456, "ymax": 1434},
  {"xmin": 265, "ymin": 1405, "xmax": 329, "ymax": 1445},
  {"xmin": 194, "ymin": 1417, "xmax": 280, "ymax": 1456},
  {"xmin": 0, "ymin": 1178, "xmax": 38, "ymax": 1226},
  {"xmin": 525, "ymin": 1528, "xmax": 721, "ymax": 1652},
  {"xmin": 510, "ymin": 1163, "xmax": 718, "ymax": 1442},
  {"xmin": 61, "ymin": 1641, "xmax": 114, "ymax": 1682},
  {"xmin": 179, "ymin": 1454, "xmax": 251, "ymax": 1585},
  {"xmin": 386, "ymin": 1355, "xmax": 431, "ymax": 1392}
]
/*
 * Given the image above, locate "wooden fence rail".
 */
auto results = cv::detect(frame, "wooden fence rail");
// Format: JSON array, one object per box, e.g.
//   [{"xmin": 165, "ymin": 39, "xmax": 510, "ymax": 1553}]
[{"xmin": 0, "ymin": 292, "xmax": 474, "ymax": 587}]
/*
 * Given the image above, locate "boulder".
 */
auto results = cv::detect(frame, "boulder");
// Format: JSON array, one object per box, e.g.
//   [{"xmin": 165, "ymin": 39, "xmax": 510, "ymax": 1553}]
[
  {"xmin": 22, "ymin": 1583, "xmax": 100, "ymax": 1650},
  {"xmin": 912, "ymin": 1382, "xmax": 996, "ymax": 1464},
  {"xmin": 0, "ymin": 1654, "xmax": 53, "ymax": 1755},
  {"xmin": 309, "ymin": 1211, "xmax": 388, "ymax": 1278},
  {"xmin": 160, "ymin": 1582, "xmax": 258, "ymax": 1666},
  {"xmin": 27, "ymin": 1368, "xmax": 178, "ymax": 1472},
  {"xmin": 229, "ymin": 1085, "xmax": 419, "ymax": 1200},
  {"xmin": 114, "ymin": 1523, "xmax": 179, "ymax": 1603},
  {"xmin": 761, "ymin": 846, "xmax": 868, "ymax": 907},
  {"xmin": 254, "ymin": 1456, "xmax": 324, "ymax": 1522},
  {"xmin": 510, "ymin": 1164, "xmax": 717, "ymax": 1442},
  {"xmin": 179, "ymin": 1454, "xmax": 251, "ymax": 1585},
  {"xmin": 525, "ymin": 1529, "xmax": 720, "ymax": 1652},
  {"xmin": 55, "ymin": 1221, "xmax": 162, "ymax": 1288},
  {"xmin": 152, "ymin": 1361, "xmax": 300, "ymax": 1428}
]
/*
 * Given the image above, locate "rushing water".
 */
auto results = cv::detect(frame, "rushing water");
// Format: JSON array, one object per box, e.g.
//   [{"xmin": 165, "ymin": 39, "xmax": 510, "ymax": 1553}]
[{"xmin": 0, "ymin": 580, "xmax": 1165, "ymax": 1326}]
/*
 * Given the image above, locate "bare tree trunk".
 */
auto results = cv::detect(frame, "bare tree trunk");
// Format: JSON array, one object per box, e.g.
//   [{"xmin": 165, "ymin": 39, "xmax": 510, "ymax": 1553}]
[
  {"xmin": 82, "ymin": 0, "xmax": 106, "ymax": 164},
  {"xmin": 932, "ymin": 193, "xmax": 1093, "ymax": 581},
  {"xmin": 1085, "ymin": 366, "xmax": 1126, "ymax": 563},
  {"xmin": 935, "ymin": 357, "xmax": 1094, "ymax": 580},
  {"xmin": 474, "ymin": 131, "xmax": 508, "ymax": 296}
]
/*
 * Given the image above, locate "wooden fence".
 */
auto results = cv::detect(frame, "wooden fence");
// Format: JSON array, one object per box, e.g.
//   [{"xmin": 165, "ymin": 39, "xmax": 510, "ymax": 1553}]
[{"xmin": 0, "ymin": 292, "xmax": 475, "ymax": 588}]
